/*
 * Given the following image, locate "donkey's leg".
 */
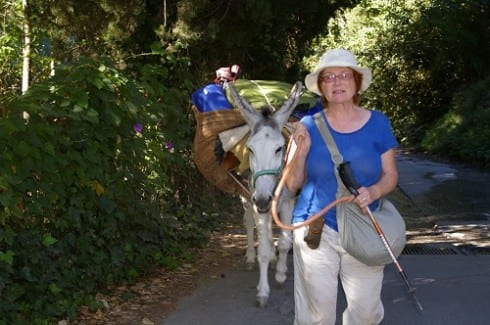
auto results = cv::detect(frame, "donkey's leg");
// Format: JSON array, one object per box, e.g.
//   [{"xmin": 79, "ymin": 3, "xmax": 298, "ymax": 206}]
[
  {"xmin": 254, "ymin": 211, "xmax": 273, "ymax": 307},
  {"xmin": 275, "ymin": 194, "xmax": 295, "ymax": 285},
  {"xmin": 241, "ymin": 196, "xmax": 256, "ymax": 271},
  {"xmin": 268, "ymin": 213, "xmax": 277, "ymax": 268}
]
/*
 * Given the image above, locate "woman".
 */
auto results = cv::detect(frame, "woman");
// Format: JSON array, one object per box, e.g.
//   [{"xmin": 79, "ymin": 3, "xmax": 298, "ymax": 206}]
[{"xmin": 286, "ymin": 48, "xmax": 399, "ymax": 325}]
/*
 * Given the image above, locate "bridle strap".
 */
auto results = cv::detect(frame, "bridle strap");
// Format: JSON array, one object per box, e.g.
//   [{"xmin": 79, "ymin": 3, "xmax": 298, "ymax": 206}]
[{"xmin": 251, "ymin": 164, "xmax": 283, "ymax": 188}]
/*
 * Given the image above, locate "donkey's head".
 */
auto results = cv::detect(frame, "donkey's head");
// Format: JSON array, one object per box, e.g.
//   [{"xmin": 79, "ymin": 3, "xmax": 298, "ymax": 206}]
[{"xmin": 227, "ymin": 81, "xmax": 302, "ymax": 213}]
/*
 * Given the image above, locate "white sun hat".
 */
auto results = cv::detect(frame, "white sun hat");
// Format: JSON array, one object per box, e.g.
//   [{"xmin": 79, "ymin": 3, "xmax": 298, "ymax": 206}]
[{"xmin": 305, "ymin": 48, "xmax": 372, "ymax": 96}]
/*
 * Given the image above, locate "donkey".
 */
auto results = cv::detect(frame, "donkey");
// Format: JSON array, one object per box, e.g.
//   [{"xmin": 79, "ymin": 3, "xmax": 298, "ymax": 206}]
[{"xmin": 226, "ymin": 81, "xmax": 302, "ymax": 307}]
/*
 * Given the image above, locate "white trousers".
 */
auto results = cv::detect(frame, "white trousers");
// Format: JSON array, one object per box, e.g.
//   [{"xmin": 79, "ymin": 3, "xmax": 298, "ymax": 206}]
[{"xmin": 293, "ymin": 224, "xmax": 385, "ymax": 325}]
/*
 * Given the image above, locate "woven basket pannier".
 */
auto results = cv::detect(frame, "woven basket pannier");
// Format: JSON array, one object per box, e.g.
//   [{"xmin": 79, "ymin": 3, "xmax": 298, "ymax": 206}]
[{"xmin": 192, "ymin": 105, "xmax": 248, "ymax": 196}]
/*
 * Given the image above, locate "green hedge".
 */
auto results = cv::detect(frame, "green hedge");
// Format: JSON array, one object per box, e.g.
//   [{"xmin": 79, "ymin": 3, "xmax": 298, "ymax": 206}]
[
  {"xmin": 421, "ymin": 77, "xmax": 490, "ymax": 170},
  {"xmin": 0, "ymin": 57, "xmax": 222, "ymax": 323}
]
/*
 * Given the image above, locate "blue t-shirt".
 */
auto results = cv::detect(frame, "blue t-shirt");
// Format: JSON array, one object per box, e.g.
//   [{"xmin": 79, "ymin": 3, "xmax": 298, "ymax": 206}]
[{"xmin": 292, "ymin": 110, "xmax": 398, "ymax": 231}]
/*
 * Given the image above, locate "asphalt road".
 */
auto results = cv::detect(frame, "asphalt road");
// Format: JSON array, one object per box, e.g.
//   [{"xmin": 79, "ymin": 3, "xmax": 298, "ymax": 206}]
[{"xmin": 163, "ymin": 152, "xmax": 490, "ymax": 325}]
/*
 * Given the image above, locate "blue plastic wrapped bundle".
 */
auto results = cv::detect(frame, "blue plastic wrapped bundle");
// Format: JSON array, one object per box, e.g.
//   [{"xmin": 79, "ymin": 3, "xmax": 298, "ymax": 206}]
[{"xmin": 191, "ymin": 84, "xmax": 233, "ymax": 113}]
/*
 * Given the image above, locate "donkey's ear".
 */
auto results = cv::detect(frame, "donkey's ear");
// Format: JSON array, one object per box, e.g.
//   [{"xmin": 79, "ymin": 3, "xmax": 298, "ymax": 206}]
[
  {"xmin": 273, "ymin": 81, "xmax": 303, "ymax": 128},
  {"xmin": 225, "ymin": 81, "xmax": 261, "ymax": 128}
]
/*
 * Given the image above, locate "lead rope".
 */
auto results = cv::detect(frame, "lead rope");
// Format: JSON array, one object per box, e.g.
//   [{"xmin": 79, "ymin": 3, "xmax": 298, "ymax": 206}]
[{"xmin": 271, "ymin": 135, "xmax": 351, "ymax": 231}]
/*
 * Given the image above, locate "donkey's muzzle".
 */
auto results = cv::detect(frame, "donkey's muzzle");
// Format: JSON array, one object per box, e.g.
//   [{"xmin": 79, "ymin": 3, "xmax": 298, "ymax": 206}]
[{"xmin": 253, "ymin": 194, "xmax": 272, "ymax": 213}]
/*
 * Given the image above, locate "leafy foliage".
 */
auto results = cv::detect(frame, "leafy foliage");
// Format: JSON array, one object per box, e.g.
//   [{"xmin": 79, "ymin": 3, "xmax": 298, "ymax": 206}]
[
  {"xmin": 0, "ymin": 1, "xmax": 23, "ymax": 105},
  {"xmin": 163, "ymin": 0, "xmax": 359, "ymax": 83},
  {"xmin": 421, "ymin": 77, "xmax": 490, "ymax": 169},
  {"xmin": 305, "ymin": 0, "xmax": 489, "ymax": 147},
  {"xmin": 0, "ymin": 56, "xmax": 222, "ymax": 322}
]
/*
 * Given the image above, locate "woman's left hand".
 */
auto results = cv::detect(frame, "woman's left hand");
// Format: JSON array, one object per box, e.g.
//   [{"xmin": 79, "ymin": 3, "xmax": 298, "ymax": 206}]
[
  {"xmin": 348, "ymin": 148, "xmax": 398, "ymax": 214},
  {"xmin": 347, "ymin": 186, "xmax": 373, "ymax": 214}
]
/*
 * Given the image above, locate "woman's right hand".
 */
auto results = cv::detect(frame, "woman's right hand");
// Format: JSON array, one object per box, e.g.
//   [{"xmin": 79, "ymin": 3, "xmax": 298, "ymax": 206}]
[
  {"xmin": 292, "ymin": 122, "xmax": 311, "ymax": 152},
  {"xmin": 284, "ymin": 122, "xmax": 310, "ymax": 193}
]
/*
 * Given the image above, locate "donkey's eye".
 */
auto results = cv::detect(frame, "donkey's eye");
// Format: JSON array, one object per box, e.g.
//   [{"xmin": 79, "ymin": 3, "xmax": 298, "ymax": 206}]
[
  {"xmin": 248, "ymin": 147, "xmax": 254, "ymax": 155},
  {"xmin": 275, "ymin": 147, "xmax": 283, "ymax": 154}
]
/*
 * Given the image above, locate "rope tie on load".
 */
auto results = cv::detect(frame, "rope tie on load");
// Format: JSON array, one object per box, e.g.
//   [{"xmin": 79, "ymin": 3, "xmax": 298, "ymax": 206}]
[{"xmin": 250, "ymin": 80, "xmax": 276, "ymax": 111}]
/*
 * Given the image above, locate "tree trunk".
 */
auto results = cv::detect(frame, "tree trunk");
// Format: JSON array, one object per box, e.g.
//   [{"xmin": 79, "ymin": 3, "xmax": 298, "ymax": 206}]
[{"xmin": 21, "ymin": 0, "xmax": 30, "ymax": 94}]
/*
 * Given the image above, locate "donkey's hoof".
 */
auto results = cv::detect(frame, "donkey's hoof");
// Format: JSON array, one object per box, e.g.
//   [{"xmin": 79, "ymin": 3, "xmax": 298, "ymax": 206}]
[
  {"xmin": 275, "ymin": 273, "xmax": 287, "ymax": 286},
  {"xmin": 256, "ymin": 295, "xmax": 269, "ymax": 308}
]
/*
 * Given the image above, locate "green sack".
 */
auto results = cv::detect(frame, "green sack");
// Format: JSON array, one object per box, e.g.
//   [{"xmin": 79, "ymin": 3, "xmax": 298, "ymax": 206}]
[{"xmin": 226, "ymin": 79, "xmax": 317, "ymax": 112}]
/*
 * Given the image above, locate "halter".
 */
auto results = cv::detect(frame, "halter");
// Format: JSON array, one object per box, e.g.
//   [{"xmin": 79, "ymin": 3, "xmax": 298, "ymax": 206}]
[
  {"xmin": 249, "ymin": 122, "xmax": 289, "ymax": 189},
  {"xmin": 251, "ymin": 161, "xmax": 284, "ymax": 188}
]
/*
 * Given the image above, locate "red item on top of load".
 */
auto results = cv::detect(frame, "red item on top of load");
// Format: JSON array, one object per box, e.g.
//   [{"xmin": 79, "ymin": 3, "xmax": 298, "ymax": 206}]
[{"xmin": 214, "ymin": 65, "xmax": 240, "ymax": 84}]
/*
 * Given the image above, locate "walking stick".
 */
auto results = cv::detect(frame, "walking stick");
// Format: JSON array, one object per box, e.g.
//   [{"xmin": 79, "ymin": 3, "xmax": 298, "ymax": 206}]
[{"xmin": 338, "ymin": 162, "xmax": 424, "ymax": 312}]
